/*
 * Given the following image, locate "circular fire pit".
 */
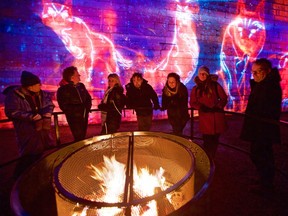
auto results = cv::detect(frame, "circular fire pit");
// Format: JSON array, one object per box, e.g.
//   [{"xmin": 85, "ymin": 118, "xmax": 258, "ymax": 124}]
[{"xmin": 11, "ymin": 132, "xmax": 214, "ymax": 216}]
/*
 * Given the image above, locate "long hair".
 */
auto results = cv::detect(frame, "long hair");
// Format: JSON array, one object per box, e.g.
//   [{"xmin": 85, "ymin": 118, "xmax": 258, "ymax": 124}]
[{"xmin": 108, "ymin": 73, "xmax": 122, "ymax": 87}]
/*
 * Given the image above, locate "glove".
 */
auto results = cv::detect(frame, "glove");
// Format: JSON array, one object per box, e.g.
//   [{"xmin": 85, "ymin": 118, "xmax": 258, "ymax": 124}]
[{"xmin": 200, "ymin": 105, "xmax": 214, "ymax": 113}]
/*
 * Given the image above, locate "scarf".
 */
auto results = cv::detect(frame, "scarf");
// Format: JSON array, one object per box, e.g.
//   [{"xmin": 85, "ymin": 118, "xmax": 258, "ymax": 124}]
[{"xmin": 163, "ymin": 82, "xmax": 179, "ymax": 97}]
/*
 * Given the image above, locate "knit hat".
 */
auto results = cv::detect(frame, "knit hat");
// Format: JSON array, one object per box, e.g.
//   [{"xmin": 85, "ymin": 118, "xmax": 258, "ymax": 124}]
[{"xmin": 21, "ymin": 71, "xmax": 41, "ymax": 87}]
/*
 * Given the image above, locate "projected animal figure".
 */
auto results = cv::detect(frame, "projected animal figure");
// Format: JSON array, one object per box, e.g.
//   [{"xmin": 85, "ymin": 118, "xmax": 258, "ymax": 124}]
[
  {"xmin": 144, "ymin": 0, "xmax": 199, "ymax": 88},
  {"xmin": 41, "ymin": 2, "xmax": 131, "ymax": 85},
  {"xmin": 218, "ymin": 0, "xmax": 266, "ymax": 111}
]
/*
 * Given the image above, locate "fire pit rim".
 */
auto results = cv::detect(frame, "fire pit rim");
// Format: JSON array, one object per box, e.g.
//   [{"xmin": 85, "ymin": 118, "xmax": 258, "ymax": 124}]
[{"xmin": 53, "ymin": 132, "xmax": 195, "ymax": 208}]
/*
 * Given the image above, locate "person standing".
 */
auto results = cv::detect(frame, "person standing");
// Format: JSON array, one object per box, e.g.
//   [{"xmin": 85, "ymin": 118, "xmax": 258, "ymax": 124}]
[
  {"xmin": 240, "ymin": 58, "xmax": 282, "ymax": 194},
  {"xmin": 190, "ymin": 66, "xmax": 228, "ymax": 158},
  {"xmin": 161, "ymin": 72, "xmax": 190, "ymax": 136},
  {"xmin": 57, "ymin": 66, "xmax": 92, "ymax": 141},
  {"xmin": 4, "ymin": 71, "xmax": 55, "ymax": 178},
  {"xmin": 125, "ymin": 72, "xmax": 160, "ymax": 131},
  {"xmin": 98, "ymin": 74, "xmax": 126, "ymax": 134}
]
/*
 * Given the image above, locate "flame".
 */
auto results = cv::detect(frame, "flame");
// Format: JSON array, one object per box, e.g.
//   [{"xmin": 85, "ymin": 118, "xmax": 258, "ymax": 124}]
[{"xmin": 85, "ymin": 155, "xmax": 170, "ymax": 215}]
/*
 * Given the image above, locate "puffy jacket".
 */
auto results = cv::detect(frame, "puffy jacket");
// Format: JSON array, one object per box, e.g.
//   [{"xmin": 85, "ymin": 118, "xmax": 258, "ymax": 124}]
[{"xmin": 4, "ymin": 86, "xmax": 54, "ymax": 155}]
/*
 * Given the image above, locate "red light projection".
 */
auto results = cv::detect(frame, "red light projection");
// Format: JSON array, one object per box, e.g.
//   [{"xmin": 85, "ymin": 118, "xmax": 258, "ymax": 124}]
[
  {"xmin": 41, "ymin": 0, "xmax": 199, "ymax": 90},
  {"xmin": 41, "ymin": 2, "xmax": 132, "ymax": 86},
  {"xmin": 279, "ymin": 53, "xmax": 288, "ymax": 110},
  {"xmin": 143, "ymin": 1, "xmax": 199, "ymax": 88},
  {"xmin": 218, "ymin": 0, "xmax": 266, "ymax": 112}
]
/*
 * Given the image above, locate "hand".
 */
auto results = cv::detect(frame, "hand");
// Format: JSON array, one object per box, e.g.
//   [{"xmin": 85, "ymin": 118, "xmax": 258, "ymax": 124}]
[{"xmin": 32, "ymin": 114, "xmax": 42, "ymax": 121}]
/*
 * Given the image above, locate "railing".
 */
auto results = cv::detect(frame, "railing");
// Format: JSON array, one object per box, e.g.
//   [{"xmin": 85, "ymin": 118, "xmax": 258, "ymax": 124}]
[
  {"xmin": 1, "ymin": 108, "xmax": 287, "ymax": 172},
  {"xmin": 1, "ymin": 108, "xmax": 196, "ymax": 146}
]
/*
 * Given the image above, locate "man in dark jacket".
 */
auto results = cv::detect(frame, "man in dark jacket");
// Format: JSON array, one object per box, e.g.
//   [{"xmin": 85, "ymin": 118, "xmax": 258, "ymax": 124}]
[
  {"xmin": 125, "ymin": 72, "xmax": 160, "ymax": 131},
  {"xmin": 240, "ymin": 58, "xmax": 282, "ymax": 194},
  {"xmin": 57, "ymin": 66, "xmax": 92, "ymax": 141}
]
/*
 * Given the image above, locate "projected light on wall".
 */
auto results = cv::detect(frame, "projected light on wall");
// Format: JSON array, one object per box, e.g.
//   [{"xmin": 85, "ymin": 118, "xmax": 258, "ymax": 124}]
[
  {"xmin": 218, "ymin": 0, "xmax": 266, "ymax": 112},
  {"xmin": 41, "ymin": 0, "xmax": 199, "ymax": 90},
  {"xmin": 1, "ymin": 0, "xmax": 288, "ymax": 127}
]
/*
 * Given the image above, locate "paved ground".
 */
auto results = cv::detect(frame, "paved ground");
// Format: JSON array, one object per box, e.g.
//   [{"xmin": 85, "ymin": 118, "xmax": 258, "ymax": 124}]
[{"xmin": 1, "ymin": 113, "xmax": 288, "ymax": 216}]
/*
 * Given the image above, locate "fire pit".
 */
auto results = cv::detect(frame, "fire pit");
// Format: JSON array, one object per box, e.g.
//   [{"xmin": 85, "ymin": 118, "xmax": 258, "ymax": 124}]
[{"xmin": 11, "ymin": 132, "xmax": 214, "ymax": 216}]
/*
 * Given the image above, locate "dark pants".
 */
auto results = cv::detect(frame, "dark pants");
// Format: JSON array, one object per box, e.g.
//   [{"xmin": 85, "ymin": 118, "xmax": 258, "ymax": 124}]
[
  {"xmin": 203, "ymin": 134, "xmax": 220, "ymax": 158},
  {"xmin": 137, "ymin": 115, "xmax": 152, "ymax": 131},
  {"xmin": 66, "ymin": 115, "xmax": 88, "ymax": 141},
  {"xmin": 250, "ymin": 138, "xmax": 275, "ymax": 187}
]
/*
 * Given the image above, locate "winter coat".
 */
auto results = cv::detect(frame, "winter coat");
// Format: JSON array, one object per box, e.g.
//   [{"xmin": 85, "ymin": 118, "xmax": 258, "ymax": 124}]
[
  {"xmin": 57, "ymin": 81, "xmax": 92, "ymax": 118},
  {"xmin": 4, "ymin": 86, "xmax": 54, "ymax": 156},
  {"xmin": 125, "ymin": 79, "xmax": 160, "ymax": 116},
  {"xmin": 162, "ymin": 82, "xmax": 190, "ymax": 130},
  {"xmin": 240, "ymin": 68, "xmax": 282, "ymax": 143},
  {"xmin": 98, "ymin": 85, "xmax": 126, "ymax": 133},
  {"xmin": 57, "ymin": 81, "xmax": 92, "ymax": 141},
  {"xmin": 190, "ymin": 75, "xmax": 228, "ymax": 135}
]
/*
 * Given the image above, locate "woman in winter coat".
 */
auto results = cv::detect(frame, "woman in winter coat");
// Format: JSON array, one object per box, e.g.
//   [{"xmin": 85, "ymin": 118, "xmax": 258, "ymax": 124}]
[
  {"xmin": 4, "ymin": 71, "xmax": 54, "ymax": 178},
  {"xmin": 190, "ymin": 66, "xmax": 228, "ymax": 158},
  {"xmin": 98, "ymin": 74, "xmax": 126, "ymax": 134},
  {"xmin": 57, "ymin": 66, "xmax": 92, "ymax": 141},
  {"xmin": 162, "ymin": 72, "xmax": 190, "ymax": 136}
]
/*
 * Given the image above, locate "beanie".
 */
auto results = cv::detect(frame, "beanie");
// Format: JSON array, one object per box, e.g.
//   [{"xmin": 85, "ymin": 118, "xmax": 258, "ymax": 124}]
[{"xmin": 21, "ymin": 71, "xmax": 41, "ymax": 87}]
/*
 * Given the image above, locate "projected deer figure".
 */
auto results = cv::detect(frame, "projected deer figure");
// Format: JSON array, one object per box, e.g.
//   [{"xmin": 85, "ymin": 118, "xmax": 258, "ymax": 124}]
[
  {"xmin": 41, "ymin": 1, "xmax": 132, "ymax": 85},
  {"xmin": 145, "ymin": 0, "xmax": 199, "ymax": 87},
  {"xmin": 218, "ymin": 0, "xmax": 266, "ymax": 112}
]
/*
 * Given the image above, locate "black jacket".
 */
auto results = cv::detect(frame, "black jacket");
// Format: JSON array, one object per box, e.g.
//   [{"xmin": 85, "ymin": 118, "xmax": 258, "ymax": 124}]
[
  {"xmin": 240, "ymin": 68, "xmax": 282, "ymax": 143},
  {"xmin": 125, "ymin": 79, "xmax": 160, "ymax": 116},
  {"xmin": 57, "ymin": 82, "xmax": 92, "ymax": 118}
]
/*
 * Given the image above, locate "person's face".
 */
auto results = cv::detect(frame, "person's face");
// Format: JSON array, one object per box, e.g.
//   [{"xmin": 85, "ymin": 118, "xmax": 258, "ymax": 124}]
[
  {"xmin": 198, "ymin": 69, "xmax": 208, "ymax": 81},
  {"xmin": 27, "ymin": 83, "xmax": 41, "ymax": 93},
  {"xmin": 167, "ymin": 77, "xmax": 177, "ymax": 89},
  {"xmin": 71, "ymin": 70, "xmax": 81, "ymax": 84},
  {"xmin": 251, "ymin": 63, "xmax": 268, "ymax": 83},
  {"xmin": 108, "ymin": 77, "xmax": 117, "ymax": 88},
  {"xmin": 132, "ymin": 76, "xmax": 143, "ymax": 88}
]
